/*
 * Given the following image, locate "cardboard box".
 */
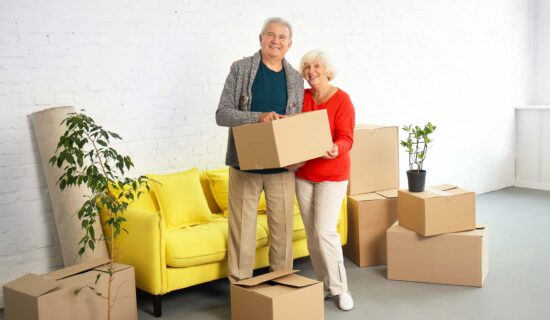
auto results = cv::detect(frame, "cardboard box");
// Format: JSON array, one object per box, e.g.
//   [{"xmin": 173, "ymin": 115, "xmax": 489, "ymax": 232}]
[
  {"xmin": 398, "ymin": 184, "xmax": 476, "ymax": 236},
  {"xmin": 232, "ymin": 109, "xmax": 333, "ymax": 170},
  {"xmin": 231, "ymin": 270, "xmax": 323, "ymax": 320},
  {"xmin": 3, "ymin": 259, "xmax": 137, "ymax": 320},
  {"xmin": 348, "ymin": 125, "xmax": 399, "ymax": 195},
  {"xmin": 343, "ymin": 189, "xmax": 398, "ymax": 267},
  {"xmin": 387, "ymin": 222, "xmax": 488, "ymax": 287}
]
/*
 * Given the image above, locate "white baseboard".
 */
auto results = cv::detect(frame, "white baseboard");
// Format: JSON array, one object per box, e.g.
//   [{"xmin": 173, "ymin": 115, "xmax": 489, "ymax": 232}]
[{"xmin": 514, "ymin": 181, "xmax": 550, "ymax": 191}]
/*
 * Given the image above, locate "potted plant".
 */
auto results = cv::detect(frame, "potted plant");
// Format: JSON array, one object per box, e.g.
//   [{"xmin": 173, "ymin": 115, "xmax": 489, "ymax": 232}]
[
  {"xmin": 50, "ymin": 110, "xmax": 149, "ymax": 320},
  {"xmin": 400, "ymin": 122, "xmax": 437, "ymax": 192}
]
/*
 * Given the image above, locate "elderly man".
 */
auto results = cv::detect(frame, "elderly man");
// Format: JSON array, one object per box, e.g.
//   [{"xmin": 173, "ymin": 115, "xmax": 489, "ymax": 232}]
[{"xmin": 216, "ymin": 17, "xmax": 303, "ymax": 283}]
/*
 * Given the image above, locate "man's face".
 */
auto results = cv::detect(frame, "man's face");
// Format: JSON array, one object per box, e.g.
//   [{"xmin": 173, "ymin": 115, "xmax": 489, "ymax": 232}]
[{"xmin": 259, "ymin": 22, "xmax": 292, "ymax": 61}]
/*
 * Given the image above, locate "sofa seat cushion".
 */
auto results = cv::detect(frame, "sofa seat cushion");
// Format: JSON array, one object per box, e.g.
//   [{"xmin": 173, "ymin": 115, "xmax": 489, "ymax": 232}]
[{"xmin": 165, "ymin": 217, "xmax": 269, "ymax": 268}]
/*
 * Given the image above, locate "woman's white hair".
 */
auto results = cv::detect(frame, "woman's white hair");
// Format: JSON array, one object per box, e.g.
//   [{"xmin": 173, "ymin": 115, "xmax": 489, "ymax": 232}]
[
  {"xmin": 261, "ymin": 17, "xmax": 293, "ymax": 39},
  {"xmin": 300, "ymin": 50, "xmax": 337, "ymax": 81}
]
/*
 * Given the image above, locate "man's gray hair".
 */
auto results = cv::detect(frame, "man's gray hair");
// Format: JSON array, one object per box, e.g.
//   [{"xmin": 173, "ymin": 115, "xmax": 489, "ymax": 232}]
[{"xmin": 261, "ymin": 17, "xmax": 293, "ymax": 39}]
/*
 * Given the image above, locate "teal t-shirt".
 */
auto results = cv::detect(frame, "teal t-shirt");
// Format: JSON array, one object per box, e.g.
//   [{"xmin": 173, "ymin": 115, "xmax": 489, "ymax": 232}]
[
  {"xmin": 251, "ymin": 61, "xmax": 288, "ymax": 116},
  {"xmin": 242, "ymin": 61, "xmax": 288, "ymax": 175}
]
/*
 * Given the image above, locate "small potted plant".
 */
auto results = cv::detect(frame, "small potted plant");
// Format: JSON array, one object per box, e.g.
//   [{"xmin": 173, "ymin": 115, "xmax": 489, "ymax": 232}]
[{"xmin": 400, "ymin": 122, "xmax": 437, "ymax": 192}]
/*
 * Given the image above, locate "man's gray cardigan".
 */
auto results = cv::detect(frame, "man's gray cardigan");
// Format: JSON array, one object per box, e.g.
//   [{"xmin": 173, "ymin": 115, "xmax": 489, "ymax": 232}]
[{"xmin": 216, "ymin": 51, "xmax": 304, "ymax": 168}]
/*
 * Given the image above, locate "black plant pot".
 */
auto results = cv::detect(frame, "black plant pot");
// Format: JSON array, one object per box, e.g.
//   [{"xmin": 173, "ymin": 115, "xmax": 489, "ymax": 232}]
[{"xmin": 406, "ymin": 170, "xmax": 427, "ymax": 192}]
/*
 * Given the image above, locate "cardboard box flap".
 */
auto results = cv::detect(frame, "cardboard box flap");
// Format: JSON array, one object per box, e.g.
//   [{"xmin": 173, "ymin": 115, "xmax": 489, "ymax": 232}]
[
  {"xmin": 4, "ymin": 273, "xmax": 58, "ymax": 297},
  {"xmin": 350, "ymin": 193, "xmax": 386, "ymax": 202},
  {"xmin": 45, "ymin": 258, "xmax": 110, "ymax": 280},
  {"xmin": 271, "ymin": 274, "xmax": 319, "ymax": 288},
  {"xmin": 94, "ymin": 262, "xmax": 133, "ymax": 273},
  {"xmin": 407, "ymin": 185, "xmax": 458, "ymax": 199},
  {"xmin": 475, "ymin": 224, "xmax": 487, "ymax": 230},
  {"xmin": 234, "ymin": 270, "xmax": 299, "ymax": 287},
  {"xmin": 377, "ymin": 189, "xmax": 398, "ymax": 199},
  {"xmin": 355, "ymin": 124, "xmax": 396, "ymax": 130},
  {"xmin": 432, "ymin": 184, "xmax": 458, "ymax": 191}
]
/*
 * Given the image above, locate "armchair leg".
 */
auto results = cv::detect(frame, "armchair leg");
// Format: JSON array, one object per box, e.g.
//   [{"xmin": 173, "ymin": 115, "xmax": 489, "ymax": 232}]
[{"xmin": 153, "ymin": 295, "xmax": 162, "ymax": 318}]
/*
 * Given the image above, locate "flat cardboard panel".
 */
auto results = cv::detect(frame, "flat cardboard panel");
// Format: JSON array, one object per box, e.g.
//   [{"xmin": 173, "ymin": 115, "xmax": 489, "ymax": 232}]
[
  {"xmin": 232, "ymin": 110, "xmax": 332, "ymax": 170},
  {"xmin": 387, "ymin": 222, "xmax": 488, "ymax": 287},
  {"xmin": 348, "ymin": 125, "xmax": 399, "ymax": 195},
  {"xmin": 3, "ymin": 262, "xmax": 137, "ymax": 320},
  {"xmin": 343, "ymin": 190, "xmax": 398, "ymax": 267},
  {"xmin": 398, "ymin": 185, "xmax": 476, "ymax": 236}
]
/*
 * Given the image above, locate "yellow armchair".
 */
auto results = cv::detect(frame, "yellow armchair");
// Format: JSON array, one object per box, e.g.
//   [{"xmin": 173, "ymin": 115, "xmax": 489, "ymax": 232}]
[{"xmin": 102, "ymin": 167, "xmax": 347, "ymax": 317}]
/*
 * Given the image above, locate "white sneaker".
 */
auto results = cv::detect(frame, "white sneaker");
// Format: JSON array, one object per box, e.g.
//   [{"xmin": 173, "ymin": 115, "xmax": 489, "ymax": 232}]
[{"xmin": 338, "ymin": 292, "xmax": 354, "ymax": 311}]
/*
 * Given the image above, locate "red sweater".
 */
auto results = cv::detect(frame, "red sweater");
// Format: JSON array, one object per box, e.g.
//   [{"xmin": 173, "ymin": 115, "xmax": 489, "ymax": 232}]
[{"xmin": 296, "ymin": 88, "xmax": 355, "ymax": 182}]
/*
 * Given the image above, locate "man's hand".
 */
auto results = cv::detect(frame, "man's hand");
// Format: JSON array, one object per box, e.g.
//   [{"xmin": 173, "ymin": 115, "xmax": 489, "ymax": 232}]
[
  {"xmin": 285, "ymin": 162, "xmax": 306, "ymax": 171},
  {"xmin": 259, "ymin": 112, "xmax": 285, "ymax": 122},
  {"xmin": 322, "ymin": 144, "xmax": 339, "ymax": 159}
]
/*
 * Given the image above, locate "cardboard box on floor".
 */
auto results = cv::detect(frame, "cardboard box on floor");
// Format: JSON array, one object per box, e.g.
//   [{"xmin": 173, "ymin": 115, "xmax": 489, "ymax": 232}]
[
  {"xmin": 231, "ymin": 270, "xmax": 323, "ymax": 320},
  {"xmin": 232, "ymin": 109, "xmax": 333, "ymax": 170},
  {"xmin": 343, "ymin": 189, "xmax": 398, "ymax": 267},
  {"xmin": 348, "ymin": 125, "xmax": 399, "ymax": 195},
  {"xmin": 398, "ymin": 184, "xmax": 476, "ymax": 236},
  {"xmin": 3, "ymin": 259, "xmax": 137, "ymax": 320},
  {"xmin": 387, "ymin": 222, "xmax": 488, "ymax": 287}
]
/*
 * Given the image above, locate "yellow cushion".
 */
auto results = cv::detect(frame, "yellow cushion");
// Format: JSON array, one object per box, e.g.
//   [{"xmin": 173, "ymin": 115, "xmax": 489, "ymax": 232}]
[
  {"xmin": 107, "ymin": 182, "xmax": 159, "ymax": 212},
  {"xmin": 203, "ymin": 168, "xmax": 230, "ymax": 212},
  {"xmin": 204, "ymin": 168, "xmax": 267, "ymax": 217},
  {"xmin": 164, "ymin": 216, "xmax": 268, "ymax": 268},
  {"xmin": 148, "ymin": 168, "xmax": 212, "ymax": 229}
]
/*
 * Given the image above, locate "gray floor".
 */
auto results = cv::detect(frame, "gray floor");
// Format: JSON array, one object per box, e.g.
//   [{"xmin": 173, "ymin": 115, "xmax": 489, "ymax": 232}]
[{"xmin": 2, "ymin": 187, "xmax": 549, "ymax": 319}]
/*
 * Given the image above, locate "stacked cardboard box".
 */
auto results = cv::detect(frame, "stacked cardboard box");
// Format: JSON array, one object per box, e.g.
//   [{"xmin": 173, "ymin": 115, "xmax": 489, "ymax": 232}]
[
  {"xmin": 387, "ymin": 185, "xmax": 489, "ymax": 287},
  {"xmin": 343, "ymin": 125, "xmax": 400, "ymax": 267}
]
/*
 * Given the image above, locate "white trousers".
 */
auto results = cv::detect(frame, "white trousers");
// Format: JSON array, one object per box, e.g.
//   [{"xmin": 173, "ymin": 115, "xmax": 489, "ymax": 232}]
[{"xmin": 296, "ymin": 177, "xmax": 349, "ymax": 295}]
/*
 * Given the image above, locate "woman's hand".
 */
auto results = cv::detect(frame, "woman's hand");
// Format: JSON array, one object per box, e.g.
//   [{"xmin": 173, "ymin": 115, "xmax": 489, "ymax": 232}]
[{"xmin": 322, "ymin": 144, "xmax": 339, "ymax": 159}]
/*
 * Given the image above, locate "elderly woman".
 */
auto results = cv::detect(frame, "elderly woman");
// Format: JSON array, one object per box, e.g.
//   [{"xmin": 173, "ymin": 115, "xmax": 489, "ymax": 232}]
[{"xmin": 295, "ymin": 50, "xmax": 355, "ymax": 311}]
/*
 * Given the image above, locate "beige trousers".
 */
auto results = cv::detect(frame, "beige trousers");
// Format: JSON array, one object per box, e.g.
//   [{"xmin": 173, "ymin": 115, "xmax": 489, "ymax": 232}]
[
  {"xmin": 296, "ymin": 177, "xmax": 349, "ymax": 295},
  {"xmin": 227, "ymin": 167, "xmax": 295, "ymax": 283}
]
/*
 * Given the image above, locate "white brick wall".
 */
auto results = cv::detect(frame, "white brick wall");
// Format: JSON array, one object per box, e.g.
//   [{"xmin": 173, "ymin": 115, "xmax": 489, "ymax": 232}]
[{"xmin": 0, "ymin": 0, "xmax": 535, "ymax": 308}]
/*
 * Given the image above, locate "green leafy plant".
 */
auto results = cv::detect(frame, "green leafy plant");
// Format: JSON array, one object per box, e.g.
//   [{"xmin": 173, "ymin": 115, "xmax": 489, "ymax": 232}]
[
  {"xmin": 400, "ymin": 122, "xmax": 437, "ymax": 172},
  {"xmin": 49, "ymin": 110, "xmax": 149, "ymax": 320}
]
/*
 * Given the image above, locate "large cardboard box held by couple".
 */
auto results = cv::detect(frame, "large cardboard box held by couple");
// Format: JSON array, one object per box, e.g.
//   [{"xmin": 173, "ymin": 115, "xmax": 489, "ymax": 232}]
[
  {"xmin": 3, "ymin": 259, "xmax": 137, "ymax": 320},
  {"xmin": 348, "ymin": 125, "xmax": 399, "ymax": 195},
  {"xmin": 231, "ymin": 270, "xmax": 323, "ymax": 320},
  {"xmin": 387, "ymin": 222, "xmax": 488, "ymax": 287},
  {"xmin": 398, "ymin": 184, "xmax": 476, "ymax": 236},
  {"xmin": 233, "ymin": 109, "xmax": 333, "ymax": 170},
  {"xmin": 343, "ymin": 189, "xmax": 398, "ymax": 267}
]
